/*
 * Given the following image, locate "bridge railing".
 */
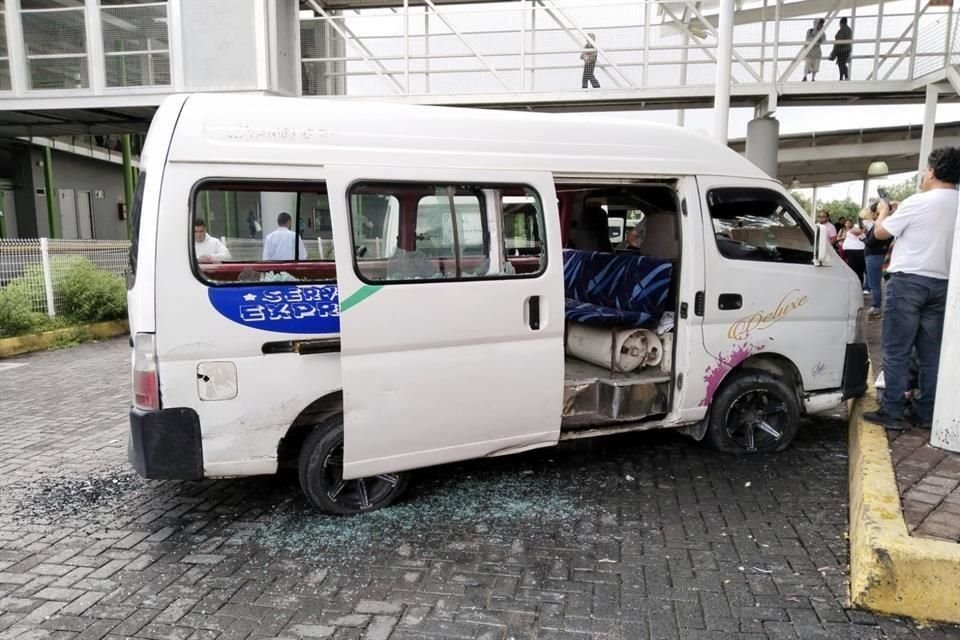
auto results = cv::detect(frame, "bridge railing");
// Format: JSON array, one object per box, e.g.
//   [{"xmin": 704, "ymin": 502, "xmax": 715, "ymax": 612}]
[{"xmin": 299, "ymin": 0, "xmax": 960, "ymax": 97}]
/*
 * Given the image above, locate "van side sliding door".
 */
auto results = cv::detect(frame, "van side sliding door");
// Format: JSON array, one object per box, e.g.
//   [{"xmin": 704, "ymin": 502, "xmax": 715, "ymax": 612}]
[{"xmin": 325, "ymin": 165, "xmax": 565, "ymax": 479}]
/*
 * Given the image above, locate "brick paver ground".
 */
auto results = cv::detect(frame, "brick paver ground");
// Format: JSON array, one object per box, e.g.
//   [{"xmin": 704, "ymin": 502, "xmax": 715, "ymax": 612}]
[
  {"xmin": 2, "ymin": 339, "xmax": 959, "ymax": 640},
  {"xmin": 865, "ymin": 310, "xmax": 960, "ymax": 543}
]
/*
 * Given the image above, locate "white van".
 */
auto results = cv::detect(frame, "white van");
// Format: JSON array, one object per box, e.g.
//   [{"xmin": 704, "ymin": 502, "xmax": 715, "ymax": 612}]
[{"xmin": 127, "ymin": 94, "xmax": 868, "ymax": 514}]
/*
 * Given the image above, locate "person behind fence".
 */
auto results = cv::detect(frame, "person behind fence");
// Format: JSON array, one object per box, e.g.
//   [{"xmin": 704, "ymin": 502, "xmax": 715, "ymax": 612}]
[
  {"xmin": 194, "ymin": 218, "xmax": 231, "ymax": 263},
  {"xmin": 863, "ymin": 146, "xmax": 960, "ymax": 431},
  {"xmin": 246, "ymin": 210, "xmax": 261, "ymax": 239},
  {"xmin": 263, "ymin": 212, "xmax": 308, "ymax": 261},
  {"xmin": 580, "ymin": 33, "xmax": 600, "ymax": 89},
  {"xmin": 829, "ymin": 17, "xmax": 853, "ymax": 81},
  {"xmin": 803, "ymin": 18, "xmax": 826, "ymax": 81}
]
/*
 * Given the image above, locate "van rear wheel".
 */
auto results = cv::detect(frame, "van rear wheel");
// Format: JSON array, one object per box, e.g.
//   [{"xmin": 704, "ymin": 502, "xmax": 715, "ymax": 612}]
[
  {"xmin": 298, "ymin": 417, "xmax": 410, "ymax": 515},
  {"xmin": 707, "ymin": 370, "xmax": 799, "ymax": 454}
]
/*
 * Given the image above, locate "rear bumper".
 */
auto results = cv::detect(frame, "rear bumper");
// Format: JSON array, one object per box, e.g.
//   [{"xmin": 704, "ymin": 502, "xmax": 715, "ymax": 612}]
[
  {"xmin": 128, "ymin": 407, "xmax": 204, "ymax": 480},
  {"xmin": 842, "ymin": 342, "xmax": 870, "ymax": 400}
]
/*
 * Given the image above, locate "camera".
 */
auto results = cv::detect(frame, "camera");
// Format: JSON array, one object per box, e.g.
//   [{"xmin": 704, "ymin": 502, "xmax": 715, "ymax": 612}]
[{"xmin": 869, "ymin": 187, "xmax": 890, "ymax": 213}]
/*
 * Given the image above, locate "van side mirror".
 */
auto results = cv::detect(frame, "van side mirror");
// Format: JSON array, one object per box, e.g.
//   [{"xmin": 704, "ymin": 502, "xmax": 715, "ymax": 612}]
[{"xmin": 813, "ymin": 224, "xmax": 831, "ymax": 266}]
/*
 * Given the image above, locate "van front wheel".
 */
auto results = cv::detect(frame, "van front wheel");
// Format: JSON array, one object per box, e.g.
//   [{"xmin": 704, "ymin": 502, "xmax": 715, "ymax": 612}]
[
  {"xmin": 707, "ymin": 370, "xmax": 800, "ymax": 454},
  {"xmin": 298, "ymin": 417, "xmax": 410, "ymax": 515}
]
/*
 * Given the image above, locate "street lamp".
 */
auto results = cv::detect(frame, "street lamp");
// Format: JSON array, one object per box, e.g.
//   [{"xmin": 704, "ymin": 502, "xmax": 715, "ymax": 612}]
[{"xmin": 862, "ymin": 160, "xmax": 890, "ymax": 206}]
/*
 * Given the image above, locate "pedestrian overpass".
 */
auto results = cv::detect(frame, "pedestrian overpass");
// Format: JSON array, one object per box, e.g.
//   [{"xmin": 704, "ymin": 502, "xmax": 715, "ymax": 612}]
[{"xmin": 0, "ymin": 0, "xmax": 958, "ymax": 137}]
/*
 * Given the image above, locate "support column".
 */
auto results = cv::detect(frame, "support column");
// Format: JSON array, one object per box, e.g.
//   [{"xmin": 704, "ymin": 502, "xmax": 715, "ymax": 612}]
[
  {"xmin": 918, "ymin": 84, "xmax": 938, "ymax": 188},
  {"xmin": 861, "ymin": 177, "xmax": 871, "ymax": 209},
  {"xmin": 121, "ymin": 134, "xmax": 134, "ymax": 239},
  {"xmin": 43, "ymin": 146, "xmax": 59, "ymax": 239},
  {"xmin": 931, "ymin": 196, "xmax": 960, "ymax": 452},
  {"xmin": 713, "ymin": 0, "xmax": 735, "ymax": 142},
  {"xmin": 678, "ymin": 12, "xmax": 690, "ymax": 127},
  {"xmin": 260, "ymin": 192, "xmax": 298, "ymax": 239},
  {"xmin": 811, "ymin": 185, "xmax": 819, "ymax": 218},
  {"xmin": 745, "ymin": 116, "xmax": 780, "ymax": 178}
]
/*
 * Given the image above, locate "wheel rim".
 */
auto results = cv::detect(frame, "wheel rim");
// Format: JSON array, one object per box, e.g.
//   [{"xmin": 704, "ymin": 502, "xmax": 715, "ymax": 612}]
[
  {"xmin": 724, "ymin": 388, "xmax": 788, "ymax": 452},
  {"xmin": 320, "ymin": 442, "xmax": 401, "ymax": 511}
]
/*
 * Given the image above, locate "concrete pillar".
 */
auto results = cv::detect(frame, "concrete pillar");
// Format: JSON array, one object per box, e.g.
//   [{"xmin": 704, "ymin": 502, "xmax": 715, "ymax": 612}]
[
  {"xmin": 918, "ymin": 84, "xmax": 938, "ymax": 188},
  {"xmin": 810, "ymin": 186, "xmax": 819, "ymax": 218},
  {"xmin": 260, "ymin": 192, "xmax": 298, "ymax": 239},
  {"xmin": 861, "ymin": 178, "xmax": 871, "ymax": 209},
  {"xmin": 713, "ymin": 0, "xmax": 735, "ymax": 142},
  {"xmin": 745, "ymin": 117, "xmax": 780, "ymax": 178},
  {"xmin": 931, "ymin": 196, "xmax": 960, "ymax": 452}
]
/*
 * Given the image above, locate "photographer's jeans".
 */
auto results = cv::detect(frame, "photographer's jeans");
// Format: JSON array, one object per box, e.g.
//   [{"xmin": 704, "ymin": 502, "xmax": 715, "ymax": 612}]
[
  {"xmin": 865, "ymin": 253, "xmax": 884, "ymax": 309},
  {"xmin": 881, "ymin": 273, "xmax": 948, "ymax": 421}
]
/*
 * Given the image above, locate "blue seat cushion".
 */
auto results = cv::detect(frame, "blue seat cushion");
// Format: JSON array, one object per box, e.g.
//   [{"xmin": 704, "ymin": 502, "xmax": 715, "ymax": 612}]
[{"xmin": 563, "ymin": 249, "xmax": 673, "ymax": 328}]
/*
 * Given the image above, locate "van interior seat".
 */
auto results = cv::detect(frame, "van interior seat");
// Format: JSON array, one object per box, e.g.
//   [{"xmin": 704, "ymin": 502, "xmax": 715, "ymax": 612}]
[
  {"xmin": 563, "ymin": 249, "xmax": 673, "ymax": 328},
  {"xmin": 569, "ymin": 206, "xmax": 613, "ymax": 252},
  {"xmin": 634, "ymin": 212, "xmax": 681, "ymax": 260}
]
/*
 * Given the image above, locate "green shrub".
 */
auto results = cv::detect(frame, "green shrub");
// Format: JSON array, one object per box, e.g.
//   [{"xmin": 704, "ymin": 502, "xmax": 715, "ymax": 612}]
[
  {"xmin": 0, "ymin": 281, "xmax": 51, "ymax": 338},
  {"xmin": 59, "ymin": 259, "xmax": 127, "ymax": 323},
  {"xmin": 12, "ymin": 256, "xmax": 91, "ymax": 314},
  {"xmin": 0, "ymin": 257, "xmax": 126, "ymax": 337}
]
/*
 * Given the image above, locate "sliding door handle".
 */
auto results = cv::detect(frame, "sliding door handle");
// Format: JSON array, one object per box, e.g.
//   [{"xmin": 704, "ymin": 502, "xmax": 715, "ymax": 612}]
[{"xmin": 527, "ymin": 296, "xmax": 541, "ymax": 331}]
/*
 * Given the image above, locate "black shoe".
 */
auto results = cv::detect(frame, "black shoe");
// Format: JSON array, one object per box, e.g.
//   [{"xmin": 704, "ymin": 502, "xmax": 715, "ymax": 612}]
[
  {"xmin": 905, "ymin": 412, "xmax": 932, "ymax": 429},
  {"xmin": 862, "ymin": 410, "xmax": 909, "ymax": 431}
]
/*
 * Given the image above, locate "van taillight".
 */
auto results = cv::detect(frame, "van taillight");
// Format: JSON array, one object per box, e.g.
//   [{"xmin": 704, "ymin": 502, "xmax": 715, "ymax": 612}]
[{"xmin": 133, "ymin": 333, "xmax": 160, "ymax": 411}]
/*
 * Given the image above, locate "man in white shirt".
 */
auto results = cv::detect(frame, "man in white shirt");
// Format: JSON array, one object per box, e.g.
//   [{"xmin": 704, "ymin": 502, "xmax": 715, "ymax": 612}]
[
  {"xmin": 194, "ymin": 219, "xmax": 231, "ymax": 263},
  {"xmin": 262, "ymin": 212, "xmax": 308, "ymax": 261},
  {"xmin": 864, "ymin": 147, "xmax": 960, "ymax": 430}
]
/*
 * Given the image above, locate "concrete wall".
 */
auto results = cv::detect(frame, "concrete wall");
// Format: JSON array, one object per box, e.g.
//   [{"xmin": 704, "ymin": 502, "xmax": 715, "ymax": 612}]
[
  {"xmin": 0, "ymin": 149, "xmax": 23, "ymax": 238},
  {"xmin": 180, "ymin": 0, "xmax": 259, "ymax": 91},
  {"xmin": 1, "ymin": 191, "xmax": 17, "ymax": 238},
  {"xmin": 30, "ymin": 149, "xmax": 127, "ymax": 240},
  {"xmin": 10, "ymin": 150, "xmax": 39, "ymax": 238}
]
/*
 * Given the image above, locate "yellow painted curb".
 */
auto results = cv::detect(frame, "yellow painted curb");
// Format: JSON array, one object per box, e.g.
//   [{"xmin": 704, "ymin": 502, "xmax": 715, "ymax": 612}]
[
  {"xmin": 849, "ymin": 384, "xmax": 960, "ymax": 623},
  {"xmin": 0, "ymin": 320, "xmax": 128, "ymax": 359}
]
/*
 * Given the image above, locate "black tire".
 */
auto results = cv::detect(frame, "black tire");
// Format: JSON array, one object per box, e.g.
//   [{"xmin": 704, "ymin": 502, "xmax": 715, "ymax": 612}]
[
  {"xmin": 706, "ymin": 369, "xmax": 800, "ymax": 454},
  {"xmin": 298, "ymin": 416, "xmax": 410, "ymax": 515}
]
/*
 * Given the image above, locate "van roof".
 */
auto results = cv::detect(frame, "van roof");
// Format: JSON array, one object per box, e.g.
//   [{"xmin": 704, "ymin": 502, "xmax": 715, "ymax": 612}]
[{"xmin": 164, "ymin": 94, "xmax": 770, "ymax": 181}]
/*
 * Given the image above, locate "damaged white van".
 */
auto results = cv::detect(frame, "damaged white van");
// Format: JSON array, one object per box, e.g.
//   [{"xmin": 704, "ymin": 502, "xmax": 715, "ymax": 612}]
[{"xmin": 127, "ymin": 94, "xmax": 868, "ymax": 514}]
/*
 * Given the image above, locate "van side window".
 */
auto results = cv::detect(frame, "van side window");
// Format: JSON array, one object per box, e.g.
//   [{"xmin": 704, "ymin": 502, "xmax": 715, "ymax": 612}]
[
  {"xmin": 191, "ymin": 183, "xmax": 335, "ymax": 285},
  {"xmin": 707, "ymin": 188, "xmax": 814, "ymax": 265},
  {"xmin": 127, "ymin": 172, "xmax": 146, "ymax": 289},
  {"xmin": 348, "ymin": 182, "xmax": 546, "ymax": 283}
]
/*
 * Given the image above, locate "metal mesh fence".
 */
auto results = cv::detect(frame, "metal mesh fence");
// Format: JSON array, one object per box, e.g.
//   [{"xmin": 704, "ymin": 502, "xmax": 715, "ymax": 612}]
[
  {"xmin": 0, "ymin": 7, "xmax": 11, "ymax": 91},
  {"xmin": 0, "ymin": 239, "xmax": 46, "ymax": 314},
  {"xmin": 0, "ymin": 238, "xmax": 129, "ymax": 317},
  {"xmin": 21, "ymin": 3, "xmax": 89, "ymax": 89},
  {"xmin": 101, "ymin": 2, "xmax": 170, "ymax": 87},
  {"xmin": 907, "ymin": 8, "xmax": 958, "ymax": 78}
]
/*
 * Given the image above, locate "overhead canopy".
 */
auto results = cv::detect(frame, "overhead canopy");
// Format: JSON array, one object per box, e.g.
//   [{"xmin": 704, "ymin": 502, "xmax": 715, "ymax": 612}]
[
  {"xmin": 0, "ymin": 101, "xmax": 158, "ymax": 138},
  {"xmin": 729, "ymin": 120, "xmax": 960, "ymax": 186}
]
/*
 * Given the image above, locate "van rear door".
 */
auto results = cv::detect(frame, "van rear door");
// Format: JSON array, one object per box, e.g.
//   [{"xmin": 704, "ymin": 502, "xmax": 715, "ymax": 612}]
[{"xmin": 325, "ymin": 165, "xmax": 565, "ymax": 479}]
